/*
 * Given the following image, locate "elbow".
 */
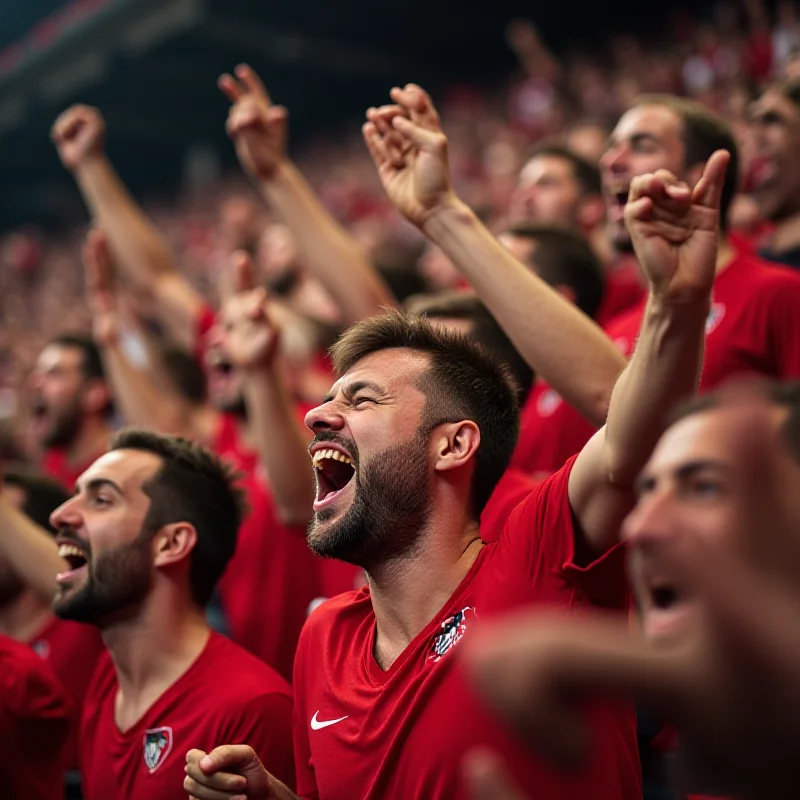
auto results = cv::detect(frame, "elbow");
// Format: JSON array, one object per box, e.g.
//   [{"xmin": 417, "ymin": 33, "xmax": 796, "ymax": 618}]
[{"xmin": 603, "ymin": 451, "xmax": 640, "ymax": 493}]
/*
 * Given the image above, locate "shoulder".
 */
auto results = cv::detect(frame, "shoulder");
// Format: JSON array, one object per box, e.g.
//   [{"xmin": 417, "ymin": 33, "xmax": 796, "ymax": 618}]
[
  {"xmin": 202, "ymin": 634, "xmax": 291, "ymax": 701},
  {"xmin": 295, "ymin": 587, "xmax": 372, "ymax": 661},
  {"xmin": 0, "ymin": 634, "xmax": 69, "ymax": 718},
  {"xmin": 735, "ymin": 255, "xmax": 800, "ymax": 292}
]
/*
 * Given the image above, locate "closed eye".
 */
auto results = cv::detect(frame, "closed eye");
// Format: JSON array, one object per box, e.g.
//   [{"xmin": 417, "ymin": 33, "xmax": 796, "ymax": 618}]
[
  {"xmin": 352, "ymin": 396, "xmax": 376, "ymax": 408},
  {"xmin": 92, "ymin": 495, "xmax": 112, "ymax": 507}
]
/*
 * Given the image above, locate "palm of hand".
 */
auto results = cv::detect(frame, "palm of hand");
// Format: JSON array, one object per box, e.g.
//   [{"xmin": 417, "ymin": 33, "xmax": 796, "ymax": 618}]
[
  {"xmin": 235, "ymin": 105, "xmax": 284, "ymax": 180},
  {"xmin": 380, "ymin": 143, "xmax": 449, "ymax": 226}
]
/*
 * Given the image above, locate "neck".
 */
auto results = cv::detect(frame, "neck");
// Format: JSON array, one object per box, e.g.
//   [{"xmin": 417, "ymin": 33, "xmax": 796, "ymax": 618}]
[
  {"xmin": 0, "ymin": 590, "xmax": 53, "ymax": 642},
  {"xmin": 102, "ymin": 589, "xmax": 210, "ymax": 707},
  {"xmin": 588, "ymin": 225, "xmax": 616, "ymax": 269},
  {"xmin": 368, "ymin": 497, "xmax": 482, "ymax": 671},
  {"xmin": 64, "ymin": 415, "xmax": 110, "ymax": 466},
  {"xmin": 769, "ymin": 209, "xmax": 800, "ymax": 253}
]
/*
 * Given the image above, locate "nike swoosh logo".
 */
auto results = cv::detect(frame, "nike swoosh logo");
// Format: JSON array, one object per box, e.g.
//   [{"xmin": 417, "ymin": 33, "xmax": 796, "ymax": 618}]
[{"xmin": 310, "ymin": 711, "xmax": 349, "ymax": 730}]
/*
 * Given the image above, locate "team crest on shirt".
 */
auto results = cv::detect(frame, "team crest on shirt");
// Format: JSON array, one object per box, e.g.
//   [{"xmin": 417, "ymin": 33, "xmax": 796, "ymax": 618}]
[
  {"xmin": 536, "ymin": 389, "xmax": 562, "ymax": 417},
  {"xmin": 706, "ymin": 303, "xmax": 725, "ymax": 334},
  {"xmin": 429, "ymin": 607, "xmax": 477, "ymax": 662},
  {"xmin": 143, "ymin": 727, "xmax": 173, "ymax": 773}
]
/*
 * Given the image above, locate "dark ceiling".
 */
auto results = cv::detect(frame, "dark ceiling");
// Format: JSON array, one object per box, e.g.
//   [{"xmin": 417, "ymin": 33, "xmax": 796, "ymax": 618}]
[{"xmin": 0, "ymin": 0, "xmax": 711, "ymax": 232}]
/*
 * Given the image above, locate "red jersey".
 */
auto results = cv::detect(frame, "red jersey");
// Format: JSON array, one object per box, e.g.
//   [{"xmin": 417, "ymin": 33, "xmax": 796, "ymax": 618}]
[
  {"xmin": 80, "ymin": 632, "xmax": 294, "ymax": 800},
  {"xmin": 480, "ymin": 467, "xmax": 540, "ymax": 543},
  {"xmin": 213, "ymin": 413, "xmax": 324, "ymax": 681},
  {"xmin": 0, "ymin": 633, "xmax": 71, "ymax": 800},
  {"xmin": 292, "ymin": 457, "xmax": 640, "ymax": 800},
  {"xmin": 27, "ymin": 616, "xmax": 105, "ymax": 771},
  {"xmin": 41, "ymin": 448, "xmax": 100, "ymax": 492},
  {"xmin": 511, "ymin": 380, "xmax": 598, "ymax": 479},
  {"xmin": 596, "ymin": 257, "xmax": 645, "ymax": 328},
  {"xmin": 606, "ymin": 253, "xmax": 800, "ymax": 387}
]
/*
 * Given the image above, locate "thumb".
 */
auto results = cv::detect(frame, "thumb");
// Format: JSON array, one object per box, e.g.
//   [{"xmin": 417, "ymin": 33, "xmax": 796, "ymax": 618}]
[
  {"xmin": 199, "ymin": 744, "xmax": 261, "ymax": 775},
  {"xmin": 391, "ymin": 115, "xmax": 447, "ymax": 155},
  {"xmin": 232, "ymin": 249, "xmax": 257, "ymax": 293},
  {"xmin": 692, "ymin": 149, "xmax": 730, "ymax": 210},
  {"xmin": 464, "ymin": 749, "xmax": 527, "ymax": 800}
]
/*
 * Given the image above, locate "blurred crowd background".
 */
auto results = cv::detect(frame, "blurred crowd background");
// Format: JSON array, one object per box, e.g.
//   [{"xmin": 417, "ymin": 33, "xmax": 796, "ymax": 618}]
[{"xmin": 2, "ymin": 0, "xmax": 799, "ymax": 461}]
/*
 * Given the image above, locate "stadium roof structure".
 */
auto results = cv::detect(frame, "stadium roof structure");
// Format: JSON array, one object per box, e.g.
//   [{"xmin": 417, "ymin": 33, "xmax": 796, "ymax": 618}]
[{"xmin": 0, "ymin": 0, "xmax": 684, "ymax": 231}]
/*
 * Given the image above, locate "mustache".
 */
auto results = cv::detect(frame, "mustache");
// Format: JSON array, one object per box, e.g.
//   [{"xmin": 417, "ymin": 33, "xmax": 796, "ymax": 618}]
[
  {"xmin": 57, "ymin": 528, "xmax": 91, "ymax": 555},
  {"xmin": 308, "ymin": 431, "xmax": 359, "ymax": 464}
]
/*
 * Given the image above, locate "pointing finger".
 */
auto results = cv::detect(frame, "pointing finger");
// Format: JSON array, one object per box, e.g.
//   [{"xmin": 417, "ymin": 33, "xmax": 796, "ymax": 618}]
[
  {"xmin": 692, "ymin": 149, "xmax": 731, "ymax": 211},
  {"xmin": 218, "ymin": 74, "xmax": 244, "ymax": 104}
]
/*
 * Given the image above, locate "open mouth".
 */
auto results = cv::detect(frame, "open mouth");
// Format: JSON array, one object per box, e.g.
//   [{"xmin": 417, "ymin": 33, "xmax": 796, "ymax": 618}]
[
  {"xmin": 642, "ymin": 581, "xmax": 692, "ymax": 641},
  {"xmin": 55, "ymin": 540, "xmax": 89, "ymax": 586},
  {"xmin": 311, "ymin": 446, "xmax": 355, "ymax": 512},
  {"xmin": 30, "ymin": 397, "xmax": 48, "ymax": 420}
]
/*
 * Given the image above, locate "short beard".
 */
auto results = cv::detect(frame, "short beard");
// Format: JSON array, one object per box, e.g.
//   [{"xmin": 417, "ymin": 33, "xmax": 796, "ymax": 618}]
[
  {"xmin": 307, "ymin": 433, "xmax": 431, "ymax": 570},
  {"xmin": 41, "ymin": 401, "xmax": 83, "ymax": 449},
  {"xmin": 53, "ymin": 528, "xmax": 153, "ymax": 626}
]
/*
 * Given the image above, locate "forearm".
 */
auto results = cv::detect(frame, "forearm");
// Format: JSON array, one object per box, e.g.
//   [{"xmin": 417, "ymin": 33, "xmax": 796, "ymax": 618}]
[
  {"xmin": 74, "ymin": 156, "xmax": 205, "ymax": 345},
  {"xmin": 258, "ymin": 162, "xmax": 396, "ymax": 325},
  {"xmin": 424, "ymin": 200, "xmax": 625, "ymax": 424},
  {"xmin": 0, "ymin": 497, "xmax": 66, "ymax": 602},
  {"xmin": 243, "ymin": 367, "xmax": 314, "ymax": 525},
  {"xmin": 603, "ymin": 295, "xmax": 707, "ymax": 486},
  {"xmin": 101, "ymin": 342, "xmax": 191, "ymax": 436}
]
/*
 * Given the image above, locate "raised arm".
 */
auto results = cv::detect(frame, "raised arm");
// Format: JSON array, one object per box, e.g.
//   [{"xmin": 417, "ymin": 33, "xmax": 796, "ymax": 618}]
[
  {"xmin": 83, "ymin": 229, "xmax": 195, "ymax": 437},
  {"xmin": 220, "ymin": 251, "xmax": 314, "ymax": 525},
  {"xmin": 568, "ymin": 152, "xmax": 730, "ymax": 551},
  {"xmin": 0, "ymin": 487, "xmax": 66, "ymax": 603},
  {"xmin": 51, "ymin": 105, "xmax": 205, "ymax": 349},
  {"xmin": 220, "ymin": 64, "xmax": 396, "ymax": 326},
  {"xmin": 363, "ymin": 86, "xmax": 623, "ymax": 425}
]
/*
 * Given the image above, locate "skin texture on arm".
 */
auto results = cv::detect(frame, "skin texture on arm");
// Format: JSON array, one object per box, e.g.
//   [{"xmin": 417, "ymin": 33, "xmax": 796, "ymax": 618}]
[
  {"xmin": 363, "ymin": 86, "xmax": 624, "ymax": 426},
  {"xmin": 0, "ymin": 493, "xmax": 67, "ymax": 603},
  {"xmin": 220, "ymin": 64, "xmax": 396, "ymax": 326},
  {"xmin": 83, "ymin": 229, "xmax": 195, "ymax": 438},
  {"xmin": 223, "ymin": 252, "xmax": 314, "ymax": 525},
  {"xmin": 568, "ymin": 152, "xmax": 729, "ymax": 552},
  {"xmin": 51, "ymin": 105, "xmax": 206, "ymax": 349}
]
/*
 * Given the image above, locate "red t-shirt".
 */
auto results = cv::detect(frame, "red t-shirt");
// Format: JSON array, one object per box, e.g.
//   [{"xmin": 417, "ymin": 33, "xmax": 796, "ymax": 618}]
[
  {"xmin": 0, "ymin": 633, "xmax": 71, "ymax": 800},
  {"xmin": 511, "ymin": 380, "xmax": 598, "ymax": 479},
  {"xmin": 596, "ymin": 258, "xmax": 646, "ymax": 329},
  {"xmin": 479, "ymin": 467, "xmax": 541, "ymax": 543},
  {"xmin": 213, "ymin": 413, "xmax": 324, "ymax": 681},
  {"xmin": 80, "ymin": 632, "xmax": 294, "ymax": 800},
  {"xmin": 27, "ymin": 616, "xmax": 105, "ymax": 771},
  {"xmin": 605, "ymin": 253, "xmax": 800, "ymax": 387},
  {"xmin": 41, "ymin": 448, "xmax": 100, "ymax": 492},
  {"xmin": 292, "ymin": 457, "xmax": 639, "ymax": 800}
]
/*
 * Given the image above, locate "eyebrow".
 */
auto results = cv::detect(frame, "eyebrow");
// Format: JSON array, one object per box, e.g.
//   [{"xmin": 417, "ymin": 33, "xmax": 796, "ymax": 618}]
[
  {"xmin": 322, "ymin": 380, "xmax": 385, "ymax": 404},
  {"xmin": 635, "ymin": 459, "xmax": 730, "ymax": 493},
  {"xmin": 75, "ymin": 478, "xmax": 124, "ymax": 498}
]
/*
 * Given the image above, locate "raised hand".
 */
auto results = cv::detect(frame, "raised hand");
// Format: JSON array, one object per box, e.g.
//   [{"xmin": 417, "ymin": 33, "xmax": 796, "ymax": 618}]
[
  {"xmin": 184, "ymin": 746, "xmax": 273, "ymax": 800},
  {"xmin": 83, "ymin": 228, "xmax": 119, "ymax": 348},
  {"xmin": 219, "ymin": 64, "xmax": 288, "ymax": 182},
  {"xmin": 219, "ymin": 251, "xmax": 281, "ymax": 372},
  {"xmin": 625, "ymin": 150, "xmax": 730, "ymax": 304},
  {"xmin": 51, "ymin": 105, "xmax": 106, "ymax": 170},
  {"xmin": 363, "ymin": 84, "xmax": 458, "ymax": 229}
]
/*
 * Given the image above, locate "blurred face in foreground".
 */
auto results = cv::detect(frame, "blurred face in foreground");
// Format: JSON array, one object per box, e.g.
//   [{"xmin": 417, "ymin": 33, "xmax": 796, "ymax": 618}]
[{"xmin": 623, "ymin": 399, "xmax": 800, "ymax": 646}]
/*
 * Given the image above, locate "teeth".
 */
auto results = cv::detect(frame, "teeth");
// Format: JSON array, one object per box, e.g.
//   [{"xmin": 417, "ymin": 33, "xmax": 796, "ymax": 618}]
[
  {"xmin": 58, "ymin": 544, "xmax": 86, "ymax": 560},
  {"xmin": 311, "ymin": 448, "xmax": 354, "ymax": 468}
]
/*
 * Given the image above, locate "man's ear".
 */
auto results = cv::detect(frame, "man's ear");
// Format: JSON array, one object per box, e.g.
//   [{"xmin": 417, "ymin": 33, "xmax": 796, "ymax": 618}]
[
  {"xmin": 432, "ymin": 420, "xmax": 481, "ymax": 473},
  {"xmin": 152, "ymin": 522, "xmax": 197, "ymax": 569},
  {"xmin": 82, "ymin": 378, "xmax": 111, "ymax": 415}
]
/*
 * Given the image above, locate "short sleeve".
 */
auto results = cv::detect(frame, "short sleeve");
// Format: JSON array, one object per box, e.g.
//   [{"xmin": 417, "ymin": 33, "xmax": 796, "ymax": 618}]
[{"xmin": 502, "ymin": 455, "xmax": 629, "ymax": 610}]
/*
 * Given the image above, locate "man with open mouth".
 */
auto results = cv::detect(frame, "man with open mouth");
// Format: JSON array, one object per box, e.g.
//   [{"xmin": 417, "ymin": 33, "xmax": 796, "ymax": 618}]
[
  {"xmin": 49, "ymin": 428, "xmax": 294, "ymax": 799},
  {"xmin": 185, "ymin": 83, "xmax": 729, "ymax": 800}
]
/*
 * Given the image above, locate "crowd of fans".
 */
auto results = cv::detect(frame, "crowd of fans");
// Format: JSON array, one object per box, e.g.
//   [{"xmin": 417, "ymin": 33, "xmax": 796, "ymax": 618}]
[{"xmin": 3, "ymin": 0, "xmax": 800, "ymax": 798}]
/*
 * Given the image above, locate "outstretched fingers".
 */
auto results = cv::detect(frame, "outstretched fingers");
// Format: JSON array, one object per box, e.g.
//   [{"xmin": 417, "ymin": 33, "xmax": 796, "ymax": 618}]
[{"xmin": 692, "ymin": 149, "xmax": 731, "ymax": 211}]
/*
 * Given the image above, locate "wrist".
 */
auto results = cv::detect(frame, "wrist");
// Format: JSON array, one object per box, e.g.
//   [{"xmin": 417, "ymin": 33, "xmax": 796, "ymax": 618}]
[
  {"xmin": 646, "ymin": 291, "xmax": 711, "ymax": 320},
  {"xmin": 257, "ymin": 158, "xmax": 294, "ymax": 191},
  {"xmin": 420, "ymin": 195, "xmax": 474, "ymax": 241},
  {"xmin": 72, "ymin": 151, "xmax": 109, "ymax": 177}
]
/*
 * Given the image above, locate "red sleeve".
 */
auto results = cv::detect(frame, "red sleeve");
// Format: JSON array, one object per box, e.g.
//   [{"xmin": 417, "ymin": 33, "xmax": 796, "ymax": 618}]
[
  {"xmin": 502, "ymin": 455, "xmax": 629, "ymax": 610},
  {"xmin": 219, "ymin": 691, "xmax": 295, "ymax": 791},
  {"xmin": 766, "ymin": 274, "xmax": 800, "ymax": 379},
  {"xmin": 292, "ymin": 628, "xmax": 320, "ymax": 799},
  {"xmin": 193, "ymin": 303, "xmax": 217, "ymax": 367}
]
